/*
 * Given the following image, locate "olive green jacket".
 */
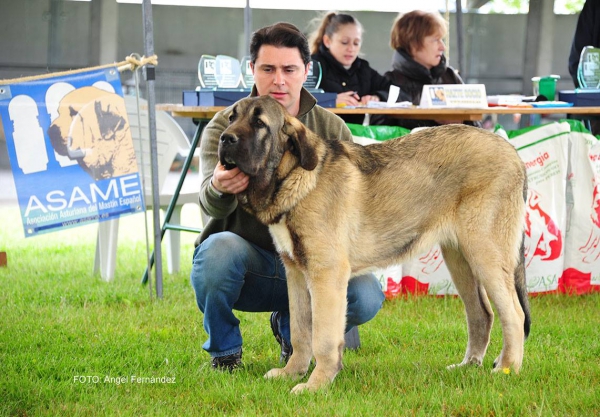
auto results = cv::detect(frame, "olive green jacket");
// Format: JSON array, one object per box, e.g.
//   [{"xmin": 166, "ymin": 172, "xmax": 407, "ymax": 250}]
[{"xmin": 195, "ymin": 87, "xmax": 353, "ymax": 251}]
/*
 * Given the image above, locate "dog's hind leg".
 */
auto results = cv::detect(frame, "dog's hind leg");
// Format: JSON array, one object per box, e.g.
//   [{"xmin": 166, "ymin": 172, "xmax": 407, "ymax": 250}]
[
  {"xmin": 265, "ymin": 262, "xmax": 312, "ymax": 381},
  {"xmin": 489, "ymin": 247, "xmax": 529, "ymax": 374},
  {"xmin": 463, "ymin": 243, "xmax": 526, "ymax": 374},
  {"xmin": 442, "ymin": 245, "xmax": 494, "ymax": 369}
]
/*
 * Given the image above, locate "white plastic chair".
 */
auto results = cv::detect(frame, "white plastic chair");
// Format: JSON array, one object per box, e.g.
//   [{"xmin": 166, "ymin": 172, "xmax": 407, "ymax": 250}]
[{"xmin": 93, "ymin": 96, "xmax": 201, "ymax": 281}]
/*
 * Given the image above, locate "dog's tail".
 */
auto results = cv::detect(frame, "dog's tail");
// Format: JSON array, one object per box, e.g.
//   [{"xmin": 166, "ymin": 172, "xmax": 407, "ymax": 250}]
[
  {"xmin": 514, "ymin": 234, "xmax": 531, "ymax": 340},
  {"xmin": 514, "ymin": 169, "xmax": 531, "ymax": 340}
]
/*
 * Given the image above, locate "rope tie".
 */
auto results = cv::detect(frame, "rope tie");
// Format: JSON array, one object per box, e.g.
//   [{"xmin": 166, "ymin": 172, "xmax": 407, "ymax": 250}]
[
  {"xmin": 0, "ymin": 54, "xmax": 159, "ymax": 85},
  {"xmin": 118, "ymin": 54, "xmax": 159, "ymax": 72}
]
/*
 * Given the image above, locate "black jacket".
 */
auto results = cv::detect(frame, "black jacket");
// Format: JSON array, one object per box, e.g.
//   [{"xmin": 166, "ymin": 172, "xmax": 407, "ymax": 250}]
[
  {"xmin": 311, "ymin": 45, "xmax": 391, "ymax": 124},
  {"xmin": 373, "ymin": 49, "xmax": 480, "ymax": 129},
  {"xmin": 568, "ymin": 0, "xmax": 600, "ymax": 87}
]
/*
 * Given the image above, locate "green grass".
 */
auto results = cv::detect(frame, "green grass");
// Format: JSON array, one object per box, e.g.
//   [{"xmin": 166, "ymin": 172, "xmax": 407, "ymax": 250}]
[{"xmin": 1, "ymin": 204, "xmax": 599, "ymax": 416}]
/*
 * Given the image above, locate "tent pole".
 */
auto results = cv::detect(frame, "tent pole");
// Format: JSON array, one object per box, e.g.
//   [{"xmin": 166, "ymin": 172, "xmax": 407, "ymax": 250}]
[{"xmin": 142, "ymin": 0, "xmax": 163, "ymax": 299}]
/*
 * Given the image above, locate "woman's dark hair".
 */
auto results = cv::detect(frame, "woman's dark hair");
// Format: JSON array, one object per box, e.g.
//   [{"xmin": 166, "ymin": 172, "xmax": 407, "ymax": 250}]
[
  {"xmin": 250, "ymin": 22, "xmax": 311, "ymax": 65},
  {"xmin": 308, "ymin": 11, "xmax": 362, "ymax": 55}
]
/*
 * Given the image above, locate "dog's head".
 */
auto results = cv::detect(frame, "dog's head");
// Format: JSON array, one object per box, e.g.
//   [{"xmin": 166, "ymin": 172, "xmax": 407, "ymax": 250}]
[
  {"xmin": 218, "ymin": 96, "xmax": 326, "ymax": 219},
  {"xmin": 47, "ymin": 87, "xmax": 136, "ymax": 180},
  {"xmin": 219, "ymin": 96, "xmax": 320, "ymax": 183},
  {"xmin": 47, "ymin": 86, "xmax": 112, "ymax": 157}
]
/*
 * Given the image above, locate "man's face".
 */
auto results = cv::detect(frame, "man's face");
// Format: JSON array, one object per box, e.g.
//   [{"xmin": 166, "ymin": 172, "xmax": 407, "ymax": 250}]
[{"xmin": 250, "ymin": 45, "xmax": 309, "ymax": 117}]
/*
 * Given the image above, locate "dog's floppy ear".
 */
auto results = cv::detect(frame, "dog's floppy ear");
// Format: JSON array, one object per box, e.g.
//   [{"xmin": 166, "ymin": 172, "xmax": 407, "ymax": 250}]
[
  {"xmin": 94, "ymin": 98, "xmax": 127, "ymax": 139},
  {"xmin": 283, "ymin": 115, "xmax": 319, "ymax": 171}
]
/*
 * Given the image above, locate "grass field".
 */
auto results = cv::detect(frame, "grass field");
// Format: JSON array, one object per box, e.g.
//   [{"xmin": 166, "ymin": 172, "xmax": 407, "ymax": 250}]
[{"xmin": 1, "ymin": 204, "xmax": 599, "ymax": 416}]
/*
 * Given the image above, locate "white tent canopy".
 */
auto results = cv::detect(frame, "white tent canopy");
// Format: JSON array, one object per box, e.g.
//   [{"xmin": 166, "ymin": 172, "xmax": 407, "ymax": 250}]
[{"xmin": 117, "ymin": 0, "xmax": 455, "ymax": 12}]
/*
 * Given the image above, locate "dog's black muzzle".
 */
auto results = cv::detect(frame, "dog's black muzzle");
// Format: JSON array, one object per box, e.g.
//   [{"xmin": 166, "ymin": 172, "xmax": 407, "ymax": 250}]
[{"xmin": 219, "ymin": 132, "xmax": 239, "ymax": 170}]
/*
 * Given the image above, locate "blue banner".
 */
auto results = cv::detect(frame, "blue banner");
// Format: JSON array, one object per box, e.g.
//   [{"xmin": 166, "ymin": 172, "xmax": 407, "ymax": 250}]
[{"xmin": 0, "ymin": 68, "xmax": 145, "ymax": 237}]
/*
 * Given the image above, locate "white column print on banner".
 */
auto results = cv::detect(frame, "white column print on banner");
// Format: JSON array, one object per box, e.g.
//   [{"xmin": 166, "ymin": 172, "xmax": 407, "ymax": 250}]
[{"xmin": 8, "ymin": 95, "xmax": 48, "ymax": 174}]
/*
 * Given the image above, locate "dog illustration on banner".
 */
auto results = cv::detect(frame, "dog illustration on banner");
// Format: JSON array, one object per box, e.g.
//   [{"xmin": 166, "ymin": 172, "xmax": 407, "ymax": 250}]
[
  {"xmin": 524, "ymin": 189, "xmax": 563, "ymax": 267},
  {"xmin": 47, "ymin": 86, "xmax": 137, "ymax": 180},
  {"xmin": 579, "ymin": 179, "xmax": 600, "ymax": 263}
]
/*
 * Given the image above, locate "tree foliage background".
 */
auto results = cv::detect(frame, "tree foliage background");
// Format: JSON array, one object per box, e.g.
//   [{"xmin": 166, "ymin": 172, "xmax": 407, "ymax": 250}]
[{"xmin": 483, "ymin": 0, "xmax": 585, "ymax": 13}]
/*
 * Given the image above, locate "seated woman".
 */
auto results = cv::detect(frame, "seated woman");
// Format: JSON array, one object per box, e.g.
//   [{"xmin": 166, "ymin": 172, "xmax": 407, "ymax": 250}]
[
  {"xmin": 374, "ymin": 10, "xmax": 480, "ymax": 129},
  {"xmin": 309, "ymin": 11, "xmax": 392, "ymax": 124}
]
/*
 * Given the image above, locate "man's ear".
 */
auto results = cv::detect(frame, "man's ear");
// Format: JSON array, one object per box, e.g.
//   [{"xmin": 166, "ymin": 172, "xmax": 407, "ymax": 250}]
[
  {"xmin": 283, "ymin": 116, "xmax": 318, "ymax": 171},
  {"xmin": 303, "ymin": 62, "xmax": 310, "ymax": 83}
]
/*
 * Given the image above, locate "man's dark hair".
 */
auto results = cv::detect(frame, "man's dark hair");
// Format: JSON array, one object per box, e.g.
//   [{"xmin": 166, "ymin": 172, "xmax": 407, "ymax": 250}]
[{"xmin": 250, "ymin": 22, "xmax": 311, "ymax": 65}]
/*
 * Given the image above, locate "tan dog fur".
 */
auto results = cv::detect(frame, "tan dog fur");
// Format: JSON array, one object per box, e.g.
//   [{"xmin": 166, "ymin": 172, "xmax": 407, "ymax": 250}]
[
  {"xmin": 47, "ymin": 86, "xmax": 137, "ymax": 180},
  {"xmin": 218, "ymin": 96, "xmax": 531, "ymax": 393}
]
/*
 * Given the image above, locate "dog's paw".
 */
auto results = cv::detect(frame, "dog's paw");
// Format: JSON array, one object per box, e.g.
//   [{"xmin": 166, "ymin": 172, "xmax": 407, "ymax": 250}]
[
  {"xmin": 492, "ymin": 366, "xmax": 513, "ymax": 375},
  {"xmin": 265, "ymin": 364, "xmax": 307, "ymax": 382},
  {"xmin": 492, "ymin": 355, "xmax": 522, "ymax": 374},
  {"xmin": 290, "ymin": 382, "xmax": 313, "ymax": 394},
  {"xmin": 493, "ymin": 355, "xmax": 500, "ymax": 369},
  {"xmin": 446, "ymin": 356, "xmax": 483, "ymax": 370},
  {"xmin": 264, "ymin": 367, "xmax": 287, "ymax": 379},
  {"xmin": 290, "ymin": 378, "xmax": 331, "ymax": 394},
  {"xmin": 264, "ymin": 367, "xmax": 305, "ymax": 381},
  {"xmin": 446, "ymin": 363, "xmax": 463, "ymax": 371}
]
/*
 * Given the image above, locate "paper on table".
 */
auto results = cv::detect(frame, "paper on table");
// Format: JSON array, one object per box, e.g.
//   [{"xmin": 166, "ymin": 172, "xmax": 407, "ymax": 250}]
[
  {"xmin": 366, "ymin": 101, "xmax": 413, "ymax": 108},
  {"xmin": 388, "ymin": 85, "xmax": 400, "ymax": 104},
  {"xmin": 366, "ymin": 85, "xmax": 412, "ymax": 108}
]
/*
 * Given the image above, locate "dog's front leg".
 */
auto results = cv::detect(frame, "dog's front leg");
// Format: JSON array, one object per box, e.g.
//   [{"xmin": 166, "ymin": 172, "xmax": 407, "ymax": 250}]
[
  {"xmin": 290, "ymin": 264, "xmax": 349, "ymax": 394},
  {"xmin": 264, "ymin": 262, "xmax": 312, "ymax": 381}
]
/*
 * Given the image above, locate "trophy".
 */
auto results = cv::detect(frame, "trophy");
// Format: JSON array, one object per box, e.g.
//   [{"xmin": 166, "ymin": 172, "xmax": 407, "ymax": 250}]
[
  {"xmin": 303, "ymin": 60, "xmax": 322, "ymax": 90},
  {"xmin": 214, "ymin": 55, "xmax": 242, "ymax": 89},
  {"xmin": 577, "ymin": 46, "xmax": 600, "ymax": 89},
  {"xmin": 198, "ymin": 55, "xmax": 218, "ymax": 89},
  {"xmin": 240, "ymin": 56, "xmax": 254, "ymax": 90}
]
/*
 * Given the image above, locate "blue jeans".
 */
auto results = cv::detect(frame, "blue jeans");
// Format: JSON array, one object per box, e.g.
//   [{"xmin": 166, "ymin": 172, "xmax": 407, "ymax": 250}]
[{"xmin": 190, "ymin": 231, "xmax": 385, "ymax": 358}]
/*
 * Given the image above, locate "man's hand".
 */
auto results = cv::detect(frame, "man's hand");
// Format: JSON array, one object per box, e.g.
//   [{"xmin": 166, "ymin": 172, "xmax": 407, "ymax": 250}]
[{"xmin": 211, "ymin": 161, "xmax": 250, "ymax": 195}]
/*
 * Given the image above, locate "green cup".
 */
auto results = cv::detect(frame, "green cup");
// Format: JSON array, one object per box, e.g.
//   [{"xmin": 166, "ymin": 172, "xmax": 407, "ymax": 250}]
[{"xmin": 532, "ymin": 75, "xmax": 560, "ymax": 101}]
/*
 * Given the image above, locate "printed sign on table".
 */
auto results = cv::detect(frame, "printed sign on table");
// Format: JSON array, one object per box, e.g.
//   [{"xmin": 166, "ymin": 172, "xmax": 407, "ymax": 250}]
[
  {"xmin": 419, "ymin": 84, "xmax": 488, "ymax": 108},
  {"xmin": 0, "ymin": 67, "xmax": 145, "ymax": 237}
]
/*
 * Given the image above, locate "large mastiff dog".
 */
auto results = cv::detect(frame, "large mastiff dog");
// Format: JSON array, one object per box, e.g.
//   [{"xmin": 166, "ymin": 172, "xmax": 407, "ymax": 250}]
[{"xmin": 218, "ymin": 96, "xmax": 531, "ymax": 393}]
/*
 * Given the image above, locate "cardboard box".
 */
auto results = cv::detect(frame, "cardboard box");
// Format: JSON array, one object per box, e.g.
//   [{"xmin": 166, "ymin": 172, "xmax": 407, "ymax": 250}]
[
  {"xmin": 182, "ymin": 90, "xmax": 337, "ymax": 108},
  {"xmin": 558, "ymin": 90, "xmax": 600, "ymax": 107}
]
